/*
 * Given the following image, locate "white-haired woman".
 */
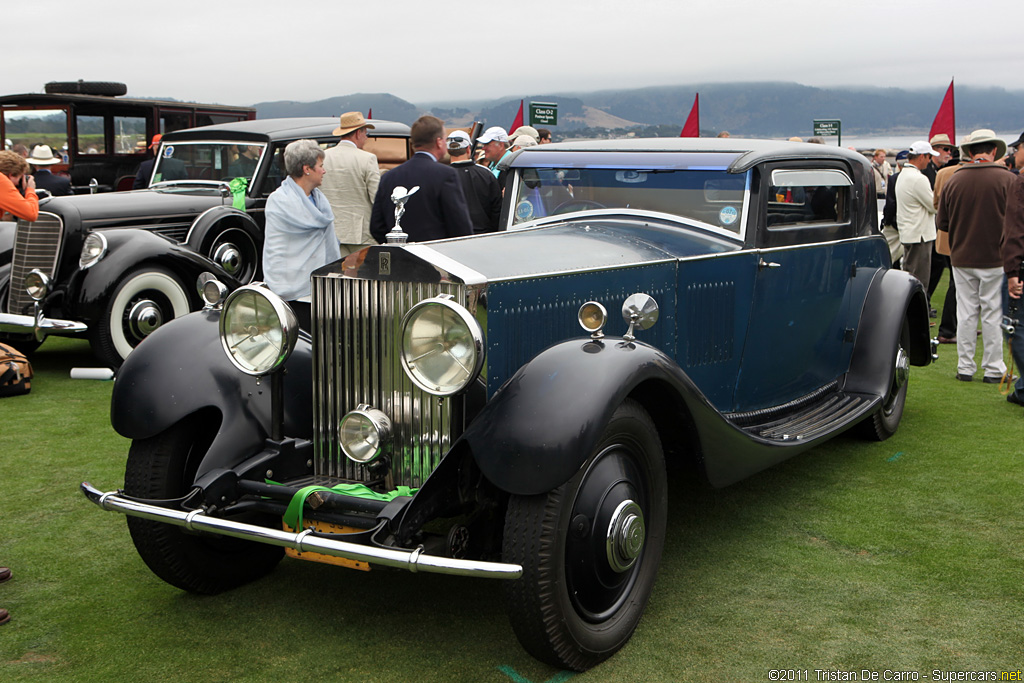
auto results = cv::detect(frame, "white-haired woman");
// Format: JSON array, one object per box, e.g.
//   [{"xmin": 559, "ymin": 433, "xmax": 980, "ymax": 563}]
[{"xmin": 262, "ymin": 139, "xmax": 340, "ymax": 328}]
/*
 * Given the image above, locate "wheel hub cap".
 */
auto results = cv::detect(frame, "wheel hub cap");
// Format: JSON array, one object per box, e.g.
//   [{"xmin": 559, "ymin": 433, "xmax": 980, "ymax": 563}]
[
  {"xmin": 894, "ymin": 348, "xmax": 910, "ymax": 389},
  {"xmin": 213, "ymin": 243, "xmax": 242, "ymax": 275},
  {"xmin": 128, "ymin": 300, "xmax": 164, "ymax": 338},
  {"xmin": 606, "ymin": 500, "xmax": 645, "ymax": 573}
]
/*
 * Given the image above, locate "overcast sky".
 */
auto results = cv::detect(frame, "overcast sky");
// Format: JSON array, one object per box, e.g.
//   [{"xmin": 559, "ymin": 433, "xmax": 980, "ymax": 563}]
[{"xmin": 11, "ymin": 0, "xmax": 1020, "ymax": 106}]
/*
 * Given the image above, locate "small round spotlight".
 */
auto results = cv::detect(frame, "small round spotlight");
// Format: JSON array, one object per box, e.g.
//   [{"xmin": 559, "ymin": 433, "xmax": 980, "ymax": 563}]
[{"xmin": 578, "ymin": 301, "xmax": 607, "ymax": 338}]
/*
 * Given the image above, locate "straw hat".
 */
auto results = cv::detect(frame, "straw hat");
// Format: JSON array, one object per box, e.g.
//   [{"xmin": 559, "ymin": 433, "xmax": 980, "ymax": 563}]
[{"xmin": 333, "ymin": 112, "xmax": 375, "ymax": 136}]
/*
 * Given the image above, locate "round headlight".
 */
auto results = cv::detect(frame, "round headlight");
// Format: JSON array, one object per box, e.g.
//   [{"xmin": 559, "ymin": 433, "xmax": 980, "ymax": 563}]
[
  {"xmin": 400, "ymin": 295, "xmax": 484, "ymax": 396},
  {"xmin": 219, "ymin": 284, "xmax": 298, "ymax": 375},
  {"xmin": 578, "ymin": 301, "xmax": 607, "ymax": 337},
  {"xmin": 79, "ymin": 232, "xmax": 108, "ymax": 269},
  {"xmin": 24, "ymin": 269, "xmax": 51, "ymax": 302},
  {"xmin": 339, "ymin": 404, "xmax": 392, "ymax": 464}
]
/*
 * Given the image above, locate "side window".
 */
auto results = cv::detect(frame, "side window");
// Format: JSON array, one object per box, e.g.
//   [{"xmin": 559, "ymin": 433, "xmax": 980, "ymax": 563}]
[
  {"xmin": 113, "ymin": 116, "xmax": 147, "ymax": 154},
  {"xmin": 766, "ymin": 169, "xmax": 852, "ymax": 228},
  {"xmin": 262, "ymin": 147, "xmax": 286, "ymax": 196},
  {"xmin": 76, "ymin": 115, "xmax": 105, "ymax": 154}
]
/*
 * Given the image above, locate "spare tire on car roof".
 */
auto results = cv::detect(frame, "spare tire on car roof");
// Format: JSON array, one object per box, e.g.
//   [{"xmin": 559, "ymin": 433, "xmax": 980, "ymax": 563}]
[{"xmin": 44, "ymin": 81, "xmax": 128, "ymax": 97}]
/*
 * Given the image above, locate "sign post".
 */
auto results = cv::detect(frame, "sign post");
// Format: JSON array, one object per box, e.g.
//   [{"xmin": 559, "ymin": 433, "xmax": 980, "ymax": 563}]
[
  {"xmin": 529, "ymin": 102, "xmax": 558, "ymax": 127},
  {"xmin": 813, "ymin": 119, "xmax": 841, "ymax": 146}
]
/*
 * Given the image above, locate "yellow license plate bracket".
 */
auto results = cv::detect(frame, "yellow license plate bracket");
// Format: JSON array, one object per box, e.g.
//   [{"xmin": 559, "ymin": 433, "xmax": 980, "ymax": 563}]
[{"xmin": 283, "ymin": 519, "xmax": 371, "ymax": 571}]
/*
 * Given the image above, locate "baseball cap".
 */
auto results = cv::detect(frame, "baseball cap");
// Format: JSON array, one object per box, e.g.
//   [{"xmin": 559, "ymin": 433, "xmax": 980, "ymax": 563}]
[
  {"xmin": 447, "ymin": 130, "xmax": 472, "ymax": 151},
  {"xmin": 476, "ymin": 126, "xmax": 509, "ymax": 145},
  {"xmin": 908, "ymin": 141, "xmax": 939, "ymax": 156}
]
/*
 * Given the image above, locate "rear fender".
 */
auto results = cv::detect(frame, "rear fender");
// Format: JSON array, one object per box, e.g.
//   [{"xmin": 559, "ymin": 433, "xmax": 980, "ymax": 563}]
[
  {"xmin": 110, "ymin": 308, "xmax": 312, "ymax": 479},
  {"xmin": 845, "ymin": 268, "xmax": 931, "ymax": 399}
]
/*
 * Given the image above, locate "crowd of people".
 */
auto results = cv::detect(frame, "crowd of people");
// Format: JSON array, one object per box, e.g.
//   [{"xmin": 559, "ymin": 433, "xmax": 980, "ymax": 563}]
[
  {"xmin": 878, "ymin": 130, "xmax": 1024, "ymax": 407},
  {"xmin": 260, "ymin": 114, "xmax": 553, "ymax": 323}
]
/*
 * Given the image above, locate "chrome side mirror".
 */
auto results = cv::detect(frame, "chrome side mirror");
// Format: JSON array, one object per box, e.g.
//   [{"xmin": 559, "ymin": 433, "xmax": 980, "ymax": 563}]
[{"xmin": 621, "ymin": 293, "xmax": 659, "ymax": 342}]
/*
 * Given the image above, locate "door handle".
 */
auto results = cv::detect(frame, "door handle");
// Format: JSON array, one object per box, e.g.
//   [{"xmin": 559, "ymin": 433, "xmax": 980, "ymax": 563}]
[{"xmin": 758, "ymin": 258, "xmax": 782, "ymax": 270}]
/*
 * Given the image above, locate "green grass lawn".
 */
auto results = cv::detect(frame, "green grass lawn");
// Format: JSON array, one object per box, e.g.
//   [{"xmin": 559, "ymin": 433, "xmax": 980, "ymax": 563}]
[{"xmin": 1, "ymin": 272, "xmax": 1022, "ymax": 682}]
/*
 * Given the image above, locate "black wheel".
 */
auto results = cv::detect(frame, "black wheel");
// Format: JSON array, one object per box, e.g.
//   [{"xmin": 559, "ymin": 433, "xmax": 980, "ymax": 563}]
[
  {"xmin": 552, "ymin": 199, "xmax": 606, "ymax": 215},
  {"xmin": 859, "ymin": 318, "xmax": 910, "ymax": 441},
  {"xmin": 124, "ymin": 418, "xmax": 283, "ymax": 594},
  {"xmin": 45, "ymin": 80, "xmax": 127, "ymax": 96},
  {"xmin": 91, "ymin": 267, "xmax": 191, "ymax": 369},
  {"xmin": 502, "ymin": 399, "xmax": 667, "ymax": 671},
  {"xmin": 202, "ymin": 226, "xmax": 260, "ymax": 284}
]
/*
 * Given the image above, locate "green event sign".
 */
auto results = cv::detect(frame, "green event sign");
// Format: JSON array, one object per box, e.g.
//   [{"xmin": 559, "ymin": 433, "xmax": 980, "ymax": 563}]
[
  {"xmin": 529, "ymin": 102, "xmax": 558, "ymax": 126},
  {"xmin": 813, "ymin": 119, "xmax": 841, "ymax": 144}
]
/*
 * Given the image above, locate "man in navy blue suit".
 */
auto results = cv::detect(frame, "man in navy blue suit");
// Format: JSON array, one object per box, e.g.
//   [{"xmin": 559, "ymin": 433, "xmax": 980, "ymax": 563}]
[{"xmin": 370, "ymin": 115, "xmax": 473, "ymax": 243}]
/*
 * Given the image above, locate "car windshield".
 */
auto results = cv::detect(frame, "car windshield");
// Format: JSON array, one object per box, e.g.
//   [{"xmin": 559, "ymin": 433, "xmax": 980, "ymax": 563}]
[
  {"xmin": 152, "ymin": 141, "xmax": 267, "ymax": 188},
  {"xmin": 510, "ymin": 167, "xmax": 749, "ymax": 233}
]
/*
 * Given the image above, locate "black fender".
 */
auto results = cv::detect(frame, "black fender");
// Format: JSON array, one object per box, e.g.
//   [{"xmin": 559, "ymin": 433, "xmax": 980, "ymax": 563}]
[
  {"xmin": 185, "ymin": 206, "xmax": 263, "ymax": 282},
  {"xmin": 845, "ymin": 268, "xmax": 931, "ymax": 399},
  {"xmin": 66, "ymin": 228, "xmax": 243, "ymax": 326},
  {"xmin": 110, "ymin": 308, "xmax": 313, "ymax": 479},
  {"xmin": 462, "ymin": 336, "xmax": 834, "ymax": 495}
]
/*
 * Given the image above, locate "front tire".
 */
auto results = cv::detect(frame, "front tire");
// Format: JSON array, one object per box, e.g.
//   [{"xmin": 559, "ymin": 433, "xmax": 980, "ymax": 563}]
[
  {"xmin": 91, "ymin": 267, "xmax": 191, "ymax": 368},
  {"xmin": 502, "ymin": 399, "xmax": 667, "ymax": 671},
  {"xmin": 124, "ymin": 418, "xmax": 283, "ymax": 594}
]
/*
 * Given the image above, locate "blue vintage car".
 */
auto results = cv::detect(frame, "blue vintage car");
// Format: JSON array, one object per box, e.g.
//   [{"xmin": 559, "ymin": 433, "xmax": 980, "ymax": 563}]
[{"xmin": 81, "ymin": 138, "xmax": 933, "ymax": 671}]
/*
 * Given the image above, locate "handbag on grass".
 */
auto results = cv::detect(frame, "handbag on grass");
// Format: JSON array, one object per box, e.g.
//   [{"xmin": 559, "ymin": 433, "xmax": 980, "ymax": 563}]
[{"xmin": 0, "ymin": 342, "xmax": 33, "ymax": 397}]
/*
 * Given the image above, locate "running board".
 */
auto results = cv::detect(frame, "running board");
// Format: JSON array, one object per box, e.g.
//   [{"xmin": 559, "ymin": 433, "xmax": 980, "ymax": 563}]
[
  {"xmin": 80, "ymin": 482, "xmax": 522, "ymax": 580},
  {"xmin": 732, "ymin": 392, "xmax": 879, "ymax": 442}
]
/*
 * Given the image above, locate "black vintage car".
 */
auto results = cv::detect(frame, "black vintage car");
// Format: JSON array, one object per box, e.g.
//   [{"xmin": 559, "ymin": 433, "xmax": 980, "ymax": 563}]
[
  {"xmin": 0, "ymin": 117, "xmax": 411, "ymax": 367},
  {"xmin": 0, "ymin": 81, "xmax": 255, "ymax": 192},
  {"xmin": 81, "ymin": 138, "xmax": 934, "ymax": 670}
]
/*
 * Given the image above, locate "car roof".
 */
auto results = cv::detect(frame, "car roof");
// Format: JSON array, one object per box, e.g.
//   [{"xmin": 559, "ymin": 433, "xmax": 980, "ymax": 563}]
[
  {"xmin": 160, "ymin": 117, "xmax": 410, "ymax": 143},
  {"xmin": 0, "ymin": 92, "xmax": 255, "ymax": 113},
  {"xmin": 510, "ymin": 137, "xmax": 868, "ymax": 173}
]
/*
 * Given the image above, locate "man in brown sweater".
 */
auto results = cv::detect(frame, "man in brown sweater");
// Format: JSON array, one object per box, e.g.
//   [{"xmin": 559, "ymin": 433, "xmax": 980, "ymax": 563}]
[
  {"xmin": 1001, "ymin": 131, "xmax": 1024, "ymax": 405},
  {"xmin": 936, "ymin": 130, "xmax": 1015, "ymax": 383}
]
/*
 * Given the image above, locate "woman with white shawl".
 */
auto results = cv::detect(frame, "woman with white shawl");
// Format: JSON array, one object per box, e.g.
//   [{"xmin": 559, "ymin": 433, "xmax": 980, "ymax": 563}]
[{"xmin": 262, "ymin": 139, "xmax": 341, "ymax": 328}]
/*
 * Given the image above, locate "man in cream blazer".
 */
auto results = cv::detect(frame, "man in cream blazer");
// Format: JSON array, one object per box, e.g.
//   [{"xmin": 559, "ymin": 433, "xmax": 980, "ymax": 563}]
[{"xmin": 322, "ymin": 112, "xmax": 380, "ymax": 255}]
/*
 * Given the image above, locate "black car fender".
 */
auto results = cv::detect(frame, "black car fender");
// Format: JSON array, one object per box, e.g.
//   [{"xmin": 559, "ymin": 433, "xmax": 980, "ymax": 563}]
[
  {"xmin": 67, "ymin": 228, "xmax": 242, "ymax": 324},
  {"xmin": 110, "ymin": 308, "xmax": 313, "ymax": 479},
  {"xmin": 844, "ymin": 268, "xmax": 931, "ymax": 399},
  {"xmin": 462, "ymin": 337, "xmax": 764, "ymax": 495}
]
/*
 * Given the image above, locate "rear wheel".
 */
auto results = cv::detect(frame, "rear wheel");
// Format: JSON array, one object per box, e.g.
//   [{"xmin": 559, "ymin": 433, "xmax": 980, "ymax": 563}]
[
  {"xmin": 502, "ymin": 399, "xmax": 667, "ymax": 671},
  {"xmin": 92, "ymin": 268, "xmax": 191, "ymax": 368},
  {"xmin": 860, "ymin": 318, "xmax": 910, "ymax": 441},
  {"xmin": 124, "ymin": 418, "xmax": 283, "ymax": 594}
]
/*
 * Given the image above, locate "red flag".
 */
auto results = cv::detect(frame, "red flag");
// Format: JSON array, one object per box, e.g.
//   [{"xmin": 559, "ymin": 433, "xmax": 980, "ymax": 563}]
[
  {"xmin": 928, "ymin": 80, "xmax": 955, "ymax": 145},
  {"xmin": 680, "ymin": 94, "xmax": 699, "ymax": 138},
  {"xmin": 367, "ymin": 108, "xmax": 372, "ymax": 119},
  {"xmin": 509, "ymin": 100, "xmax": 524, "ymax": 132}
]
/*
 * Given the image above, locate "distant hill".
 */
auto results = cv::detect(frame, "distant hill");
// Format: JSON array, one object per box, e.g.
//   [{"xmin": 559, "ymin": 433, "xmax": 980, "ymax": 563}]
[{"xmin": 253, "ymin": 82, "xmax": 1024, "ymax": 138}]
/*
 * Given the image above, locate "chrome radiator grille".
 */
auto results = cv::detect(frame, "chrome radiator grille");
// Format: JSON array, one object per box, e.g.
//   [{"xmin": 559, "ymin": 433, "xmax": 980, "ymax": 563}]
[
  {"xmin": 311, "ymin": 274, "xmax": 465, "ymax": 488},
  {"xmin": 7, "ymin": 213, "xmax": 63, "ymax": 315}
]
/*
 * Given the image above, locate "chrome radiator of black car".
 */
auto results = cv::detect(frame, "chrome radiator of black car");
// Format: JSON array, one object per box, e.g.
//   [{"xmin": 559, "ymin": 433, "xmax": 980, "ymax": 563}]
[
  {"xmin": 310, "ymin": 273, "xmax": 465, "ymax": 489},
  {"xmin": 7, "ymin": 213, "xmax": 63, "ymax": 315}
]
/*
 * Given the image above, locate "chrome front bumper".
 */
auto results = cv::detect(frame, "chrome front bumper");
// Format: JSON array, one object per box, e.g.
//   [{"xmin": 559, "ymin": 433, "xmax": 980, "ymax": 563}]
[
  {"xmin": 0, "ymin": 309, "xmax": 87, "ymax": 340},
  {"xmin": 80, "ymin": 482, "xmax": 522, "ymax": 580}
]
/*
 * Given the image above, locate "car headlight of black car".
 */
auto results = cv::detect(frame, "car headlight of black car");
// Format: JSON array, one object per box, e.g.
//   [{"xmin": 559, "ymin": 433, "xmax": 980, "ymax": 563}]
[
  {"xmin": 79, "ymin": 232, "xmax": 108, "ymax": 269},
  {"xmin": 400, "ymin": 294, "xmax": 484, "ymax": 396},
  {"xmin": 218, "ymin": 284, "xmax": 298, "ymax": 376}
]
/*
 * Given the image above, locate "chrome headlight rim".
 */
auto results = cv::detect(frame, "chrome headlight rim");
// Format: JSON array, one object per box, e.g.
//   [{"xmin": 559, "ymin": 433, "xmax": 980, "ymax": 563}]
[
  {"xmin": 218, "ymin": 283, "xmax": 298, "ymax": 376},
  {"xmin": 400, "ymin": 295, "xmax": 485, "ymax": 397},
  {"xmin": 79, "ymin": 232, "xmax": 108, "ymax": 269},
  {"xmin": 339, "ymin": 404, "xmax": 393, "ymax": 464},
  {"xmin": 24, "ymin": 269, "xmax": 51, "ymax": 302}
]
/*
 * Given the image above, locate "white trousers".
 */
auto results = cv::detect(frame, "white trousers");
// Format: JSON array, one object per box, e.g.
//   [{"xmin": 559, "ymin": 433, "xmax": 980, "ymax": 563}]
[{"xmin": 952, "ymin": 266, "xmax": 1006, "ymax": 377}]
